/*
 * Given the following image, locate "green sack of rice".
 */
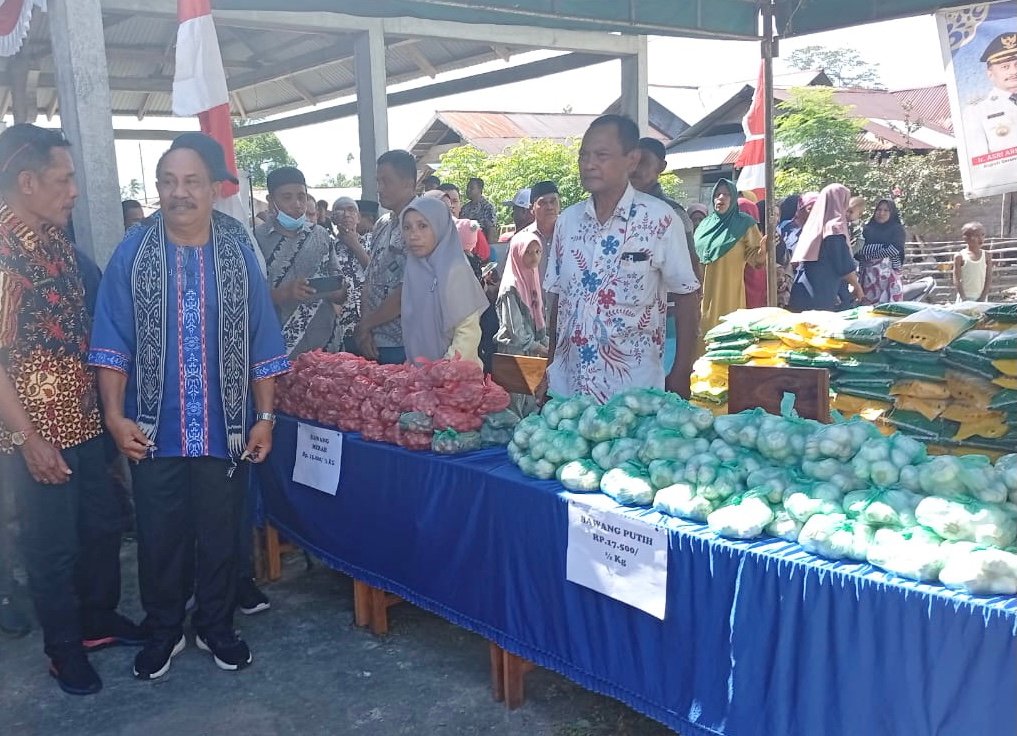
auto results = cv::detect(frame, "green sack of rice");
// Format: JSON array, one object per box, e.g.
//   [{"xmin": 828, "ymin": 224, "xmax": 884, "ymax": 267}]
[
  {"xmin": 879, "ymin": 343, "xmax": 944, "ymax": 365},
  {"xmin": 884, "ymin": 409, "xmax": 959, "ymax": 439},
  {"xmin": 984, "ymin": 328, "xmax": 1017, "ymax": 359},
  {"xmin": 833, "ymin": 376, "xmax": 895, "ymax": 391},
  {"xmin": 835, "ymin": 386, "xmax": 895, "ymax": 404},
  {"xmin": 949, "ymin": 329, "xmax": 997, "ymax": 354},
  {"xmin": 707, "ymin": 336, "xmax": 754, "ymax": 351},
  {"xmin": 942, "ymin": 354, "xmax": 999, "ymax": 381},
  {"xmin": 986, "ymin": 303, "xmax": 1017, "ymax": 324},
  {"xmin": 836, "ymin": 353, "xmax": 894, "ymax": 374},
  {"xmin": 894, "ymin": 361, "xmax": 949, "ymax": 382},
  {"xmin": 703, "ymin": 349, "xmax": 751, "ymax": 365},
  {"xmin": 835, "ymin": 316, "xmax": 899, "ymax": 346},
  {"xmin": 785, "ymin": 350, "xmax": 840, "ymax": 369},
  {"xmin": 872, "ymin": 301, "xmax": 929, "ymax": 317}
]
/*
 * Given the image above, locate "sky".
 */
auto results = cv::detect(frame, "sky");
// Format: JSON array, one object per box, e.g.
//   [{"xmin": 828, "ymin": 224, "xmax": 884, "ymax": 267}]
[{"xmin": 112, "ymin": 14, "xmax": 947, "ymax": 199}]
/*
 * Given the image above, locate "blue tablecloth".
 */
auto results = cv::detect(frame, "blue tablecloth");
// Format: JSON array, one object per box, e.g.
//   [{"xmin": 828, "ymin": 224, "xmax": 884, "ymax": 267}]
[{"xmin": 259, "ymin": 414, "xmax": 1017, "ymax": 736}]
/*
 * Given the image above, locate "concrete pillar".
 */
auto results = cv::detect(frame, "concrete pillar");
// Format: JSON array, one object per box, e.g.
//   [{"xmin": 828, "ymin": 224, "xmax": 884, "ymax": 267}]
[
  {"xmin": 48, "ymin": 0, "xmax": 121, "ymax": 266},
  {"xmin": 354, "ymin": 26, "xmax": 389, "ymax": 202},
  {"xmin": 619, "ymin": 36, "xmax": 649, "ymax": 134},
  {"xmin": 9, "ymin": 52, "xmax": 33, "ymax": 124}
]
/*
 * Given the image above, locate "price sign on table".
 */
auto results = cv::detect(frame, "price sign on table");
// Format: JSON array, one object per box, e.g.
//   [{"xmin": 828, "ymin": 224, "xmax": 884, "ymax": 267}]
[
  {"xmin": 566, "ymin": 498, "xmax": 668, "ymax": 619},
  {"xmin": 292, "ymin": 423, "xmax": 343, "ymax": 495}
]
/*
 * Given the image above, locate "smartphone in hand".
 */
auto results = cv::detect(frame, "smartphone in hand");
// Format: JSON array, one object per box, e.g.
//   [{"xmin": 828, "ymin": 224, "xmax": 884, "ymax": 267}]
[{"xmin": 306, "ymin": 276, "xmax": 343, "ymax": 294}]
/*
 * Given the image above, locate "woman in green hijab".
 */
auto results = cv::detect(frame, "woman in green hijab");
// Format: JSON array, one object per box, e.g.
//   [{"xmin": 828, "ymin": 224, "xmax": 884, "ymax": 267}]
[{"xmin": 694, "ymin": 179, "xmax": 764, "ymax": 347}]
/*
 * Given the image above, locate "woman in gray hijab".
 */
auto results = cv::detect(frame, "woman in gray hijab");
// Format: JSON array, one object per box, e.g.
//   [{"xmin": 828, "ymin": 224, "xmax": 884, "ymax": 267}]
[{"xmin": 400, "ymin": 195, "xmax": 490, "ymax": 365}]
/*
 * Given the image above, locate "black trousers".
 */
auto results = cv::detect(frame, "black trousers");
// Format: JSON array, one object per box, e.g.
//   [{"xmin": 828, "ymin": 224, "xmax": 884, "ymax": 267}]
[
  {"xmin": 131, "ymin": 457, "xmax": 246, "ymax": 642},
  {"xmin": 1, "ymin": 435, "xmax": 123, "ymax": 655},
  {"xmin": 0, "ymin": 472, "xmax": 19, "ymax": 593}
]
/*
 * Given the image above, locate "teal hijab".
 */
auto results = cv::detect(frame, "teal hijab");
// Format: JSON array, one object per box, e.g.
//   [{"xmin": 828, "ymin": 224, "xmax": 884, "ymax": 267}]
[{"xmin": 693, "ymin": 179, "xmax": 757, "ymax": 264}]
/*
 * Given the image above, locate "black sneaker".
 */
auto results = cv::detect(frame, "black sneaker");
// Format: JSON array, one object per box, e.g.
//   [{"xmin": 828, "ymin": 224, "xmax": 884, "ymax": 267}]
[
  {"xmin": 133, "ymin": 634, "xmax": 186, "ymax": 680},
  {"xmin": 195, "ymin": 631, "xmax": 252, "ymax": 671},
  {"xmin": 83, "ymin": 613, "xmax": 149, "ymax": 651},
  {"xmin": 0, "ymin": 594, "xmax": 30, "ymax": 637},
  {"xmin": 49, "ymin": 646, "xmax": 102, "ymax": 695},
  {"xmin": 236, "ymin": 578, "xmax": 270, "ymax": 615}
]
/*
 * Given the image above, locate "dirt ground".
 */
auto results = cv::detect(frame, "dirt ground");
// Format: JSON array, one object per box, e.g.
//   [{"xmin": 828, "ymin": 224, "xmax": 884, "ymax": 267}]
[{"xmin": 0, "ymin": 543, "xmax": 676, "ymax": 736}]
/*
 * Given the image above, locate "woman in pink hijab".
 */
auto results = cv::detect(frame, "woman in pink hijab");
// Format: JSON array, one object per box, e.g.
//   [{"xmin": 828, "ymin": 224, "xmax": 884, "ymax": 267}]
[
  {"xmin": 738, "ymin": 198, "xmax": 768, "ymax": 308},
  {"xmin": 787, "ymin": 183, "xmax": 864, "ymax": 312},
  {"xmin": 495, "ymin": 233, "xmax": 548, "ymax": 358}
]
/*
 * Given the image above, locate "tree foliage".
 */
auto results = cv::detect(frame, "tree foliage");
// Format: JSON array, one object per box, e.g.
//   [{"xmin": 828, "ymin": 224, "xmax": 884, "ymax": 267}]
[
  {"xmin": 234, "ymin": 132, "xmax": 297, "ymax": 188},
  {"xmin": 775, "ymin": 87, "xmax": 865, "ymax": 193},
  {"xmin": 317, "ymin": 172, "xmax": 362, "ymax": 188},
  {"xmin": 856, "ymin": 151, "xmax": 963, "ymax": 238},
  {"xmin": 773, "ymin": 87, "xmax": 963, "ymax": 237},
  {"xmin": 119, "ymin": 178, "xmax": 143, "ymax": 199},
  {"xmin": 437, "ymin": 139, "xmax": 584, "ymax": 224},
  {"xmin": 787, "ymin": 45, "xmax": 883, "ymax": 89}
]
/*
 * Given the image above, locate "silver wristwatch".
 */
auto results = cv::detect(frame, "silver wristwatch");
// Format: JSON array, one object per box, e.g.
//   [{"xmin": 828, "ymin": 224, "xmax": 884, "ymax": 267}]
[{"xmin": 255, "ymin": 412, "xmax": 276, "ymax": 425}]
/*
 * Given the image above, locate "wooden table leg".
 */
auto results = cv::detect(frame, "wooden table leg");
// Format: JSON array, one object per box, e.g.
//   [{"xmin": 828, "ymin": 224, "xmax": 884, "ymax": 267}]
[
  {"xmin": 489, "ymin": 643, "xmax": 505, "ymax": 702},
  {"xmin": 368, "ymin": 585, "xmax": 390, "ymax": 636},
  {"xmin": 264, "ymin": 524, "xmax": 283, "ymax": 581},
  {"xmin": 353, "ymin": 580, "xmax": 373, "ymax": 628},
  {"xmin": 502, "ymin": 650, "xmax": 535, "ymax": 710}
]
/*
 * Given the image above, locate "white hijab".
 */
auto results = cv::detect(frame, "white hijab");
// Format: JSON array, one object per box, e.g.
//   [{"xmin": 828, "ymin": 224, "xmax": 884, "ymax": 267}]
[{"xmin": 400, "ymin": 196, "xmax": 489, "ymax": 363}]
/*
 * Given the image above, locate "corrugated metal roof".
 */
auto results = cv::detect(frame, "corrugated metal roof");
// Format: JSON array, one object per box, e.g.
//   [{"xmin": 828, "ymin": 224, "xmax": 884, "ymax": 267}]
[
  {"xmin": 410, "ymin": 110, "xmax": 670, "ymax": 163},
  {"xmin": 0, "ymin": 5, "xmax": 530, "ymax": 121},
  {"xmin": 668, "ymin": 84, "xmax": 955, "ymax": 170}
]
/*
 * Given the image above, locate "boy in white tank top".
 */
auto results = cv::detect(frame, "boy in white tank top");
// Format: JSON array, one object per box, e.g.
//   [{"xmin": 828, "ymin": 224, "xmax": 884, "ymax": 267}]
[{"xmin": 953, "ymin": 222, "xmax": 992, "ymax": 302}]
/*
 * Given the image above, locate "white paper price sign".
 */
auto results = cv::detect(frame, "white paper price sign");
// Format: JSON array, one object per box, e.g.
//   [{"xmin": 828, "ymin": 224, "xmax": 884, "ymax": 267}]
[
  {"xmin": 292, "ymin": 423, "xmax": 343, "ymax": 495},
  {"xmin": 566, "ymin": 498, "xmax": 669, "ymax": 619}
]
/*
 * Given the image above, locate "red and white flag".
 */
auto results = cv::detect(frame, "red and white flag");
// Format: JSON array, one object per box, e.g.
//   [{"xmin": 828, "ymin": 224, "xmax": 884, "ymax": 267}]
[
  {"xmin": 0, "ymin": 0, "xmax": 46, "ymax": 58},
  {"xmin": 173, "ymin": 0, "xmax": 239, "ymax": 198},
  {"xmin": 735, "ymin": 61, "xmax": 766, "ymax": 201}
]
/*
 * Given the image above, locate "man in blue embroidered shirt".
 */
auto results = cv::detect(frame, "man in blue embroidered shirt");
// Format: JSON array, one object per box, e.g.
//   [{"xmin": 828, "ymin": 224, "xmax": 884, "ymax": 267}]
[{"xmin": 88, "ymin": 133, "xmax": 290, "ymax": 681}]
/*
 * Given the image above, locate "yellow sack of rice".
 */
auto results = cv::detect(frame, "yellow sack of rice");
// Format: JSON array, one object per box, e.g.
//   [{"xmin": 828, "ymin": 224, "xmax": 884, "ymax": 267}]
[
  {"xmin": 777, "ymin": 332, "xmax": 811, "ymax": 350},
  {"xmin": 994, "ymin": 359, "xmax": 1017, "ymax": 377},
  {"xmin": 742, "ymin": 340, "xmax": 786, "ymax": 359},
  {"xmin": 884, "ymin": 307, "xmax": 979, "ymax": 351},
  {"xmin": 953, "ymin": 417, "xmax": 1010, "ymax": 441},
  {"xmin": 947, "ymin": 300, "xmax": 997, "ymax": 320},
  {"xmin": 692, "ymin": 357, "xmax": 729, "ymax": 386},
  {"xmin": 893, "ymin": 395, "xmax": 948, "ymax": 421},
  {"xmin": 746, "ymin": 357, "xmax": 787, "ymax": 367},
  {"xmin": 830, "ymin": 395, "xmax": 891, "ymax": 423},
  {"xmin": 927, "ymin": 444, "xmax": 1006, "ymax": 460},
  {"xmin": 890, "ymin": 379, "xmax": 951, "ymax": 399},
  {"xmin": 940, "ymin": 404, "xmax": 1006, "ymax": 425},
  {"xmin": 691, "ymin": 383, "xmax": 728, "ymax": 405},
  {"xmin": 946, "ymin": 371, "xmax": 998, "ymax": 409}
]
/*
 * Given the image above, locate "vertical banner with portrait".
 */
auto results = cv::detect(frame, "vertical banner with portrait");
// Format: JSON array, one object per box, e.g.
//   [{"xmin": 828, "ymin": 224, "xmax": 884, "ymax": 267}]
[{"xmin": 937, "ymin": 2, "xmax": 1017, "ymax": 199}]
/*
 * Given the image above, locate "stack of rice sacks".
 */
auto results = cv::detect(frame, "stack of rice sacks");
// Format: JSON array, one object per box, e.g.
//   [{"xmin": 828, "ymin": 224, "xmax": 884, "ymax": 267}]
[{"xmin": 694, "ymin": 302, "xmax": 1017, "ymax": 453}]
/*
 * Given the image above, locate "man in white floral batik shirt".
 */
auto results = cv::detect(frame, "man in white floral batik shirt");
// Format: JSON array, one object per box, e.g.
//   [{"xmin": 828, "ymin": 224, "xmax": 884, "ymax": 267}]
[{"xmin": 539, "ymin": 115, "xmax": 701, "ymax": 403}]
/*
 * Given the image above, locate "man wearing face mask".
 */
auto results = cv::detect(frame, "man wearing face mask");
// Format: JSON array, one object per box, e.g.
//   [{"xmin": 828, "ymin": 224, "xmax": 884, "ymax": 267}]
[{"xmin": 255, "ymin": 166, "xmax": 347, "ymax": 357}]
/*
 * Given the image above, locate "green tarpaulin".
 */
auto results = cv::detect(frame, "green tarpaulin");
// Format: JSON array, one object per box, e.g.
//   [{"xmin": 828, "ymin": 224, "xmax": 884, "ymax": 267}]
[{"xmin": 216, "ymin": 0, "xmax": 976, "ymax": 39}]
